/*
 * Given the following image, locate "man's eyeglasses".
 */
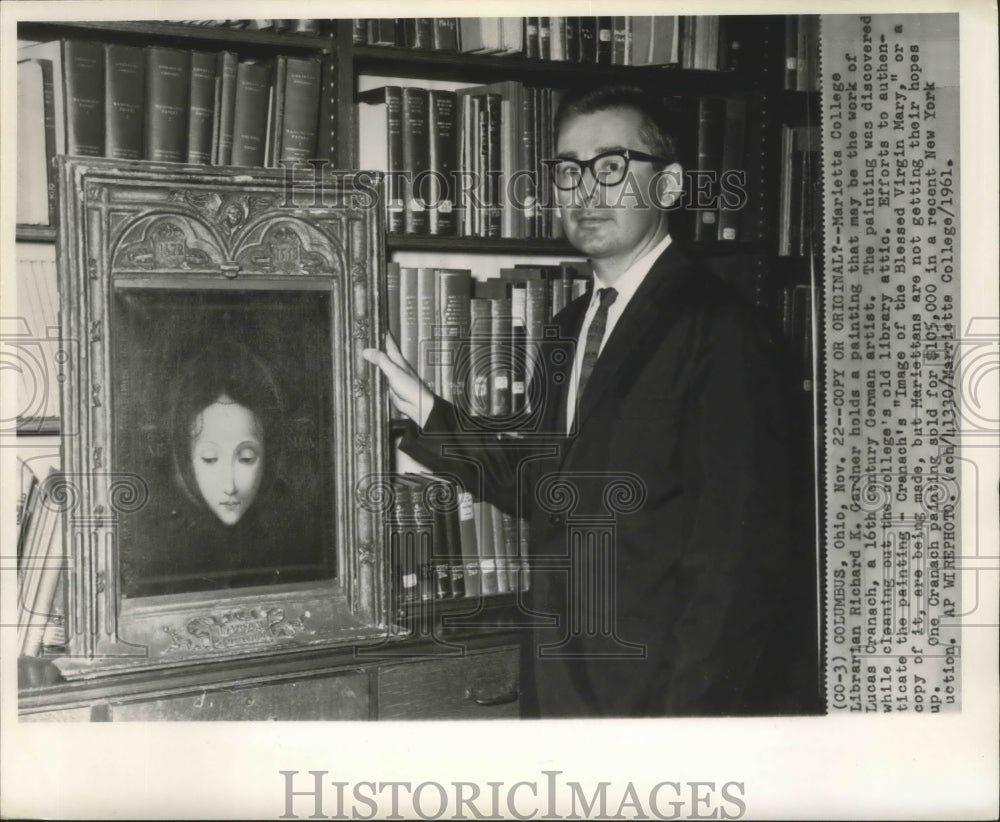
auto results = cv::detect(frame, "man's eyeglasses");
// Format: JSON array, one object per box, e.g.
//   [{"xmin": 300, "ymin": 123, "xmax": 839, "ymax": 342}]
[{"xmin": 542, "ymin": 149, "xmax": 672, "ymax": 190}]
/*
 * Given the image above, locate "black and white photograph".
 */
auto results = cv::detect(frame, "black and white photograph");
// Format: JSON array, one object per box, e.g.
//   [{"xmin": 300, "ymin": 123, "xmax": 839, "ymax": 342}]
[{"xmin": 1, "ymin": 1, "xmax": 996, "ymax": 819}]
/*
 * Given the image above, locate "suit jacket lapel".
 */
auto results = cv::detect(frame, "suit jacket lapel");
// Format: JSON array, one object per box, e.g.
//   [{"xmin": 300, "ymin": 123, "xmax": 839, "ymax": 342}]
[{"xmin": 572, "ymin": 244, "xmax": 696, "ymax": 433}]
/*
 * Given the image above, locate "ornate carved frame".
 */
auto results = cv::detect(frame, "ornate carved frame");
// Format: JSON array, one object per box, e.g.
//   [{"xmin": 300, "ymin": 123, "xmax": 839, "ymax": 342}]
[{"xmin": 53, "ymin": 158, "xmax": 389, "ymax": 677}]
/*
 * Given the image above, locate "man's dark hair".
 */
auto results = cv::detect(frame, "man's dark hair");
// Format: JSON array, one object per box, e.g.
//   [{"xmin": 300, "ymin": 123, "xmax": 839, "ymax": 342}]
[{"xmin": 553, "ymin": 84, "xmax": 679, "ymax": 165}]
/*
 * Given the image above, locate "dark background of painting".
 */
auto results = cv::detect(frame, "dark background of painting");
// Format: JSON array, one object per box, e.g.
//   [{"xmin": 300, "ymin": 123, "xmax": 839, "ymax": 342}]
[{"xmin": 112, "ymin": 287, "xmax": 336, "ymax": 595}]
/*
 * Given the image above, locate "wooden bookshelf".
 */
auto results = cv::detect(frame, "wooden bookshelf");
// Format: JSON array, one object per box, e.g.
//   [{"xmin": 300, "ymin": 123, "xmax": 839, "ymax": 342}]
[
  {"xmin": 352, "ymin": 43, "xmax": 755, "ymax": 92},
  {"xmin": 17, "ymin": 20, "xmax": 330, "ymax": 52},
  {"xmin": 15, "ymin": 225, "xmax": 57, "ymax": 243},
  {"xmin": 13, "ymin": 15, "xmax": 822, "ymax": 722}
]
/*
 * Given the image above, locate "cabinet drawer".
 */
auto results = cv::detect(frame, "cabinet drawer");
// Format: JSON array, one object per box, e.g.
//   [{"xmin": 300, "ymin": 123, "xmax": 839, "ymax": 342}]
[
  {"xmin": 106, "ymin": 671, "xmax": 369, "ymax": 721},
  {"xmin": 378, "ymin": 647, "xmax": 520, "ymax": 720}
]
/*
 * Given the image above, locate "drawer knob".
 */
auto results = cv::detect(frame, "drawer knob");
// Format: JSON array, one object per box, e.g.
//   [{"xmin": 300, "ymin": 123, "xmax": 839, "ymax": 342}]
[{"xmin": 465, "ymin": 684, "xmax": 519, "ymax": 706}]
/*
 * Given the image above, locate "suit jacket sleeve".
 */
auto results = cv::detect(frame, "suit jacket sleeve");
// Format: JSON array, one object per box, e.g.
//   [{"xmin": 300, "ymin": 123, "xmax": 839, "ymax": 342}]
[{"xmin": 397, "ymin": 398, "xmax": 540, "ymax": 516}]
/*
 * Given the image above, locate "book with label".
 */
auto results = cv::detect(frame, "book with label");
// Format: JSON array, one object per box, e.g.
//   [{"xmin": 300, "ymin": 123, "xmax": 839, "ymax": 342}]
[
  {"xmin": 401, "ymin": 87, "xmax": 430, "ymax": 234},
  {"xmin": 16, "ymin": 59, "xmax": 55, "ymax": 225},
  {"xmin": 17, "ymin": 41, "xmax": 66, "ymax": 157},
  {"xmin": 145, "ymin": 46, "xmax": 190, "ymax": 163},
  {"xmin": 693, "ymin": 96, "xmax": 726, "ymax": 241},
  {"xmin": 427, "ymin": 89, "xmax": 458, "ymax": 236},
  {"xmin": 717, "ymin": 96, "xmax": 748, "ymax": 241},
  {"xmin": 357, "ymin": 85, "xmax": 405, "ymax": 233},
  {"xmin": 186, "ymin": 50, "xmax": 216, "ymax": 164},
  {"xmin": 474, "ymin": 500, "xmax": 499, "ymax": 596},
  {"xmin": 63, "ymin": 39, "xmax": 105, "ymax": 157},
  {"xmin": 214, "ymin": 51, "xmax": 238, "ymax": 165},
  {"xmin": 104, "ymin": 44, "xmax": 145, "ymax": 160},
  {"xmin": 230, "ymin": 59, "xmax": 272, "ymax": 166},
  {"xmin": 435, "ymin": 269, "xmax": 473, "ymax": 405},
  {"xmin": 278, "ymin": 56, "xmax": 322, "ymax": 162},
  {"xmin": 456, "ymin": 491, "xmax": 482, "ymax": 598}
]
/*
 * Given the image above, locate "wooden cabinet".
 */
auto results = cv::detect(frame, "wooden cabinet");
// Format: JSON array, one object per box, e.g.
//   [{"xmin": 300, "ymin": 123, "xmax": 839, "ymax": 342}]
[
  {"xmin": 378, "ymin": 646, "xmax": 520, "ymax": 720},
  {"xmin": 104, "ymin": 672, "xmax": 371, "ymax": 721},
  {"xmin": 19, "ymin": 632, "xmax": 522, "ymax": 721}
]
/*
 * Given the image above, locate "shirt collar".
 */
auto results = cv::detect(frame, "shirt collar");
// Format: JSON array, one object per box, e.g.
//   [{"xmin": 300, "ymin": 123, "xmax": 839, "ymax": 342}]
[{"xmin": 591, "ymin": 233, "xmax": 673, "ymax": 308}]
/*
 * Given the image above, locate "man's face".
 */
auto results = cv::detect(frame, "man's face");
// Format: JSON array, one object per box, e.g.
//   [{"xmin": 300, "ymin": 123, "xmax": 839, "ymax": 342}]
[{"xmin": 555, "ymin": 107, "xmax": 675, "ymax": 269}]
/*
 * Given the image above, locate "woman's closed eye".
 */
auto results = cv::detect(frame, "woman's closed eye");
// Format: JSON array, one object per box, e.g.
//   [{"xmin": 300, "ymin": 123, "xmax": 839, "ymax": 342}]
[{"xmin": 237, "ymin": 447, "xmax": 260, "ymax": 466}]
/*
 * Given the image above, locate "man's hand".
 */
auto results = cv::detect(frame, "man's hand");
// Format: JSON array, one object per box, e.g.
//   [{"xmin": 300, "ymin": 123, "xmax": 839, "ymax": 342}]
[{"xmin": 362, "ymin": 334, "xmax": 436, "ymax": 428}]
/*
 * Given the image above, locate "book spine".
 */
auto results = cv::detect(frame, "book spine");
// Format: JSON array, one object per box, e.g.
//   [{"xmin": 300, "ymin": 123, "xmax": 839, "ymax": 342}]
[
  {"xmin": 717, "ymin": 96, "xmax": 747, "ymax": 242},
  {"xmin": 468, "ymin": 299, "xmax": 492, "ymax": 417},
  {"xmin": 472, "ymin": 95, "xmax": 485, "ymax": 236},
  {"xmin": 407, "ymin": 480, "xmax": 436, "ymax": 602},
  {"xmin": 39, "ymin": 60, "xmax": 57, "ymax": 224},
  {"xmin": 22, "ymin": 60, "xmax": 58, "ymax": 224},
  {"xmin": 144, "ymin": 47, "xmax": 190, "ymax": 163},
  {"xmin": 104, "ymin": 44, "xmax": 145, "ymax": 160},
  {"xmin": 414, "ymin": 18, "xmax": 434, "ymax": 49},
  {"xmin": 398, "ymin": 266, "xmax": 420, "ymax": 373},
  {"xmin": 433, "ymin": 18, "xmax": 459, "ymax": 51},
  {"xmin": 474, "ymin": 501, "xmax": 499, "ymax": 595},
  {"xmin": 500, "ymin": 511, "xmax": 519, "ymax": 593},
  {"xmin": 457, "ymin": 491, "xmax": 481, "ymax": 598},
  {"xmin": 524, "ymin": 278, "xmax": 548, "ymax": 397},
  {"xmin": 62, "ymin": 39, "xmax": 105, "ymax": 157},
  {"xmin": 386, "ymin": 262, "xmax": 401, "ymax": 345},
  {"xmin": 433, "ymin": 478, "xmax": 466, "ymax": 599},
  {"xmin": 391, "ymin": 482, "xmax": 420, "ymax": 605},
  {"xmin": 510, "ymin": 282, "xmax": 528, "ymax": 414},
  {"xmin": 401, "ymin": 88, "xmax": 430, "ymax": 234},
  {"xmin": 491, "ymin": 505, "xmax": 510, "ymax": 594},
  {"xmin": 418, "ymin": 477, "xmax": 454, "ymax": 601},
  {"xmin": 517, "ymin": 517, "xmax": 531, "ymax": 592},
  {"xmin": 215, "ymin": 51, "xmax": 238, "ymax": 164},
  {"xmin": 230, "ymin": 59, "xmax": 272, "ymax": 166},
  {"xmin": 565, "ymin": 17, "xmax": 580, "ymax": 62},
  {"xmin": 694, "ymin": 96, "xmax": 726, "ymax": 241},
  {"xmin": 436, "ymin": 269, "xmax": 472, "ymax": 405},
  {"xmin": 550, "ymin": 18, "xmax": 565, "ymax": 61},
  {"xmin": 490, "ymin": 296, "xmax": 511, "ymax": 416},
  {"xmin": 315, "ymin": 52, "xmax": 338, "ymax": 164},
  {"xmin": 266, "ymin": 56, "xmax": 286, "ymax": 166},
  {"xmin": 518, "ymin": 88, "xmax": 537, "ymax": 239},
  {"xmin": 415, "ymin": 267, "xmax": 436, "ymax": 388},
  {"xmin": 381, "ymin": 86, "xmax": 405, "ymax": 233},
  {"xmin": 539, "ymin": 17, "xmax": 551, "ymax": 60},
  {"xmin": 578, "ymin": 18, "xmax": 597, "ymax": 64},
  {"xmin": 279, "ymin": 56, "xmax": 321, "ymax": 162},
  {"xmin": 612, "ymin": 17, "xmax": 628, "ymax": 65},
  {"xmin": 428, "ymin": 89, "xmax": 458, "ymax": 236},
  {"xmin": 186, "ymin": 50, "xmax": 217, "ymax": 164},
  {"xmin": 483, "ymin": 93, "xmax": 502, "ymax": 238},
  {"xmin": 524, "ymin": 18, "xmax": 540, "ymax": 59},
  {"xmin": 597, "ymin": 17, "xmax": 613, "ymax": 64}
]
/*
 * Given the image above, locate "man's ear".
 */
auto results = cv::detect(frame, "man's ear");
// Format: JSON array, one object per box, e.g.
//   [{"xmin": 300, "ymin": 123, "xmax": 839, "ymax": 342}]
[{"xmin": 654, "ymin": 163, "xmax": 684, "ymax": 208}]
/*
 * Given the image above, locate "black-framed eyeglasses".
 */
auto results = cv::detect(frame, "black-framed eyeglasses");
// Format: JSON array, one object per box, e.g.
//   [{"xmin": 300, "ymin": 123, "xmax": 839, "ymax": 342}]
[{"xmin": 541, "ymin": 149, "xmax": 672, "ymax": 190}]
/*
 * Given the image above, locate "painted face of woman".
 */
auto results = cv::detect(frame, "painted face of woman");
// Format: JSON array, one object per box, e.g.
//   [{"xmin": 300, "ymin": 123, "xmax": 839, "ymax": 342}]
[{"xmin": 189, "ymin": 394, "xmax": 265, "ymax": 525}]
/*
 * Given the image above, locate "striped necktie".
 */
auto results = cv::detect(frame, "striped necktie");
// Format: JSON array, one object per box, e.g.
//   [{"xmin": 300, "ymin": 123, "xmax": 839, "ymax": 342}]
[{"xmin": 576, "ymin": 287, "xmax": 618, "ymax": 404}]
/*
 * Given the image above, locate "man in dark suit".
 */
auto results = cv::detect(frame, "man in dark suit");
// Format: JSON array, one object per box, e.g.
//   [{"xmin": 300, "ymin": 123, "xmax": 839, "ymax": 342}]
[{"xmin": 364, "ymin": 84, "xmax": 820, "ymax": 717}]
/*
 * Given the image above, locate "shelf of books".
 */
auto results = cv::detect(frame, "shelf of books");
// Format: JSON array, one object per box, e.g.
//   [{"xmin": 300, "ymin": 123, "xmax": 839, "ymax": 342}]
[{"xmin": 16, "ymin": 23, "xmax": 337, "ymax": 234}]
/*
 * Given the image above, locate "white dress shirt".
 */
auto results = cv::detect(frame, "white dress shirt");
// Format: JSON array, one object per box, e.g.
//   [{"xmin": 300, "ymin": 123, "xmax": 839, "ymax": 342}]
[{"xmin": 566, "ymin": 232, "xmax": 673, "ymax": 432}]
